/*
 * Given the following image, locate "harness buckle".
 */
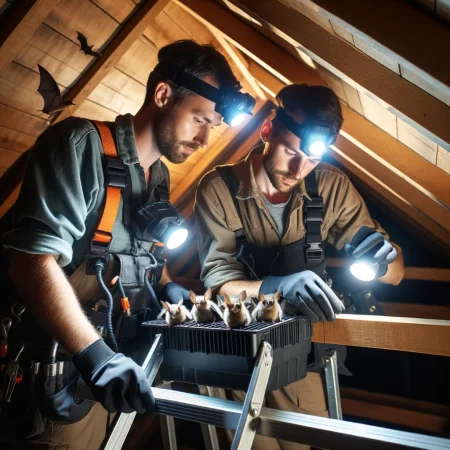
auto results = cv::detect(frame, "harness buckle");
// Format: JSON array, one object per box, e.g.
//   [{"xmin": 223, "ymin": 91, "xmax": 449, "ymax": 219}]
[
  {"xmin": 86, "ymin": 231, "xmax": 112, "ymax": 275},
  {"xmin": 103, "ymin": 157, "xmax": 126, "ymax": 189},
  {"xmin": 305, "ymin": 241, "xmax": 323, "ymax": 262}
]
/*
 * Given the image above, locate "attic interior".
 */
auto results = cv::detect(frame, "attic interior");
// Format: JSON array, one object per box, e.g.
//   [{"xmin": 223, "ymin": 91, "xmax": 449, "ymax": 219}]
[{"xmin": 0, "ymin": 0, "xmax": 449, "ymax": 449}]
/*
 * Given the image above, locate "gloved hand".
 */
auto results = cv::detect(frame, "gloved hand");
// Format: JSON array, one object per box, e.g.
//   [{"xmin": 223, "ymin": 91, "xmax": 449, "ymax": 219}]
[
  {"xmin": 345, "ymin": 226, "xmax": 397, "ymax": 277},
  {"xmin": 260, "ymin": 271, "xmax": 345, "ymax": 322},
  {"xmin": 161, "ymin": 281, "xmax": 190, "ymax": 305},
  {"xmin": 73, "ymin": 339, "xmax": 155, "ymax": 414}
]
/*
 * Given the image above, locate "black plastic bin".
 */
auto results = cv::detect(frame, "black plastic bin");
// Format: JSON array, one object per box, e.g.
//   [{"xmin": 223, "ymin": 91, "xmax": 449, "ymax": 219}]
[{"xmin": 142, "ymin": 316, "xmax": 312, "ymax": 391}]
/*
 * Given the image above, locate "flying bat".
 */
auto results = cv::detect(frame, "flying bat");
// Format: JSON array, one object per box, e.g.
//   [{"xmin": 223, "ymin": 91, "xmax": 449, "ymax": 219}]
[
  {"xmin": 37, "ymin": 64, "xmax": 74, "ymax": 116},
  {"xmin": 76, "ymin": 31, "xmax": 102, "ymax": 58}
]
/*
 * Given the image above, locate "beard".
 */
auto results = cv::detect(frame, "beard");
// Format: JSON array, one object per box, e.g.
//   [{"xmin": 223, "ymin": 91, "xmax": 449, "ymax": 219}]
[
  {"xmin": 153, "ymin": 108, "xmax": 199, "ymax": 164},
  {"xmin": 263, "ymin": 150, "xmax": 301, "ymax": 193}
]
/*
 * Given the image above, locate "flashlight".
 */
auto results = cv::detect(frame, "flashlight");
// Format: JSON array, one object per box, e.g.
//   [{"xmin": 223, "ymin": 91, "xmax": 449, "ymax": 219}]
[
  {"xmin": 132, "ymin": 201, "xmax": 188, "ymax": 250},
  {"xmin": 350, "ymin": 261, "xmax": 378, "ymax": 282},
  {"xmin": 275, "ymin": 107, "xmax": 337, "ymax": 157}
]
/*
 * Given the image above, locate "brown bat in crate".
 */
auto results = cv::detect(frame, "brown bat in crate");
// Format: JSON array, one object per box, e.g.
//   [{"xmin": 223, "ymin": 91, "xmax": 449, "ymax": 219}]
[
  {"xmin": 190, "ymin": 288, "xmax": 223, "ymax": 323},
  {"xmin": 251, "ymin": 291, "xmax": 283, "ymax": 323},
  {"xmin": 223, "ymin": 291, "xmax": 252, "ymax": 330},
  {"xmin": 159, "ymin": 299, "xmax": 191, "ymax": 326}
]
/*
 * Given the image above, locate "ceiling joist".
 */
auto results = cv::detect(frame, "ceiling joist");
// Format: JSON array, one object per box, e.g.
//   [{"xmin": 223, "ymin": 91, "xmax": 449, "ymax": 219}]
[{"xmin": 229, "ymin": 0, "xmax": 450, "ymax": 154}]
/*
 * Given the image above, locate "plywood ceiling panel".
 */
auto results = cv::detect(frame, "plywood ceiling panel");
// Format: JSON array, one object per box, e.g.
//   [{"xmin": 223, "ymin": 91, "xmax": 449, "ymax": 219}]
[
  {"xmin": 359, "ymin": 93, "xmax": 397, "ymax": 139},
  {"xmin": 0, "ymin": 126, "xmax": 36, "ymax": 152},
  {"xmin": 90, "ymin": 0, "xmax": 135, "ymax": 23},
  {"xmin": 437, "ymin": 146, "xmax": 450, "ymax": 175},
  {"xmin": 0, "ymin": 147, "xmax": 21, "ymax": 168}
]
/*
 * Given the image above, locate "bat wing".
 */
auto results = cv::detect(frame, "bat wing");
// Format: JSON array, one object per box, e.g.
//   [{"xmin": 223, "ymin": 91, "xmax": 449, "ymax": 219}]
[
  {"xmin": 87, "ymin": 48, "xmax": 102, "ymax": 58},
  {"xmin": 37, "ymin": 65, "xmax": 62, "ymax": 114},
  {"xmin": 210, "ymin": 301, "xmax": 224, "ymax": 320},
  {"xmin": 76, "ymin": 31, "xmax": 89, "ymax": 51}
]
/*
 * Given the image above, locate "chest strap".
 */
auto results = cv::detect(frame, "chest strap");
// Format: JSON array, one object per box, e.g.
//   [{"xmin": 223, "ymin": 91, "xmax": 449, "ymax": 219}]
[
  {"xmin": 216, "ymin": 165, "xmax": 324, "ymax": 266},
  {"xmin": 89, "ymin": 121, "xmax": 126, "ymax": 258}
]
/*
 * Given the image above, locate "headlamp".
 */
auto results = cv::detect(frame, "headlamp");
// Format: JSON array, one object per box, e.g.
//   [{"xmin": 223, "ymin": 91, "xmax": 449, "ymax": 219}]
[
  {"xmin": 275, "ymin": 107, "xmax": 338, "ymax": 157},
  {"xmin": 132, "ymin": 201, "xmax": 188, "ymax": 250},
  {"xmin": 155, "ymin": 63, "xmax": 256, "ymax": 126}
]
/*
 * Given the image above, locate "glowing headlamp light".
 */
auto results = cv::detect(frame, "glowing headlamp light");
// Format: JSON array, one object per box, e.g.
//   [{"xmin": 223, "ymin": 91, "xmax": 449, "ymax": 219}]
[
  {"xmin": 132, "ymin": 201, "xmax": 188, "ymax": 250},
  {"xmin": 350, "ymin": 260, "xmax": 378, "ymax": 282},
  {"xmin": 155, "ymin": 63, "xmax": 256, "ymax": 126},
  {"xmin": 275, "ymin": 107, "xmax": 337, "ymax": 157}
]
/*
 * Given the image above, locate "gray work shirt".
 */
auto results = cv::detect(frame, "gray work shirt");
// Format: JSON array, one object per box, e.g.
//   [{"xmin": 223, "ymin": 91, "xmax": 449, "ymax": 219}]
[
  {"xmin": 2, "ymin": 114, "xmax": 170, "ymax": 275},
  {"xmin": 261, "ymin": 194, "xmax": 292, "ymax": 237}
]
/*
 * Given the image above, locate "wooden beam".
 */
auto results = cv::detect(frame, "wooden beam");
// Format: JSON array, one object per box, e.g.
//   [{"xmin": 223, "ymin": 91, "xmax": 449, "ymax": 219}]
[
  {"xmin": 0, "ymin": 0, "xmax": 61, "ymax": 70},
  {"xmin": 327, "ymin": 258, "xmax": 450, "ymax": 282},
  {"xmin": 53, "ymin": 0, "xmax": 169, "ymax": 124},
  {"xmin": 341, "ymin": 388, "xmax": 450, "ymax": 435},
  {"xmin": 214, "ymin": 34, "xmax": 267, "ymax": 101},
  {"xmin": 380, "ymin": 303, "xmax": 450, "ymax": 322},
  {"xmin": 312, "ymin": 314, "xmax": 450, "ymax": 357},
  {"xmin": 229, "ymin": 0, "xmax": 450, "ymax": 153},
  {"xmin": 292, "ymin": 0, "xmax": 450, "ymax": 108}
]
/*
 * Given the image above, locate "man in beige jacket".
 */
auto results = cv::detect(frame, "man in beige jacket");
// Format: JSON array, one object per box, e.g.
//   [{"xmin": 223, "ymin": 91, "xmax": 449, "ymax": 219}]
[{"xmin": 194, "ymin": 84, "xmax": 404, "ymax": 449}]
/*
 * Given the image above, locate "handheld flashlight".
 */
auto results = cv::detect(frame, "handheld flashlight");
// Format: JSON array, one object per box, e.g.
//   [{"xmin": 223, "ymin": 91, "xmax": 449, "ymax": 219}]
[{"xmin": 350, "ymin": 261, "xmax": 378, "ymax": 282}]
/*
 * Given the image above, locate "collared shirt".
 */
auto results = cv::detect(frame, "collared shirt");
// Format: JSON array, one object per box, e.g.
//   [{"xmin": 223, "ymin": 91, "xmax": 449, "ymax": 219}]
[
  {"xmin": 2, "ymin": 114, "xmax": 169, "ymax": 274},
  {"xmin": 194, "ymin": 145, "xmax": 390, "ymax": 290}
]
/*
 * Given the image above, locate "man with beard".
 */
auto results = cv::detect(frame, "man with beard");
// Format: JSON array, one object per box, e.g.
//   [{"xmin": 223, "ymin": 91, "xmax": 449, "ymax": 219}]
[
  {"xmin": 194, "ymin": 84, "xmax": 404, "ymax": 449},
  {"xmin": 0, "ymin": 40, "xmax": 246, "ymax": 449}
]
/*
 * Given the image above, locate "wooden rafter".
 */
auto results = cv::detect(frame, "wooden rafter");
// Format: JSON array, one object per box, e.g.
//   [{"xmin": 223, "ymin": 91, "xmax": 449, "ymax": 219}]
[
  {"xmin": 53, "ymin": 0, "xmax": 169, "ymax": 124},
  {"xmin": 292, "ymin": 0, "xmax": 450, "ymax": 108},
  {"xmin": 0, "ymin": 0, "xmax": 61, "ymax": 70},
  {"xmin": 229, "ymin": 0, "xmax": 450, "ymax": 153},
  {"xmin": 312, "ymin": 314, "xmax": 450, "ymax": 357}
]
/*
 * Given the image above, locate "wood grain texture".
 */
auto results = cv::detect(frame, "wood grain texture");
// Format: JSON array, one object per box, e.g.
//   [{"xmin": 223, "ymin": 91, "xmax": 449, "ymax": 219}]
[
  {"xmin": 53, "ymin": 0, "xmax": 169, "ymax": 124},
  {"xmin": 381, "ymin": 303, "xmax": 450, "ymax": 321},
  {"xmin": 437, "ymin": 146, "xmax": 450, "ymax": 175},
  {"xmin": 0, "ymin": 0, "xmax": 62, "ymax": 70},
  {"xmin": 232, "ymin": 0, "xmax": 450, "ymax": 153},
  {"xmin": 312, "ymin": 314, "xmax": 450, "ymax": 356}
]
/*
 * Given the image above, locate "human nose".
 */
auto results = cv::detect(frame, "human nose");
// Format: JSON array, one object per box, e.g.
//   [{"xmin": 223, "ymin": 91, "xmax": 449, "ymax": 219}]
[
  {"xmin": 290, "ymin": 154, "xmax": 308, "ymax": 179},
  {"xmin": 193, "ymin": 126, "xmax": 210, "ymax": 149}
]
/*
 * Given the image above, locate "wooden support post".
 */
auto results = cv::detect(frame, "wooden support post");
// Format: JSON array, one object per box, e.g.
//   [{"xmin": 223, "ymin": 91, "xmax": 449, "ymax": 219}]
[{"xmin": 312, "ymin": 315, "xmax": 450, "ymax": 357}]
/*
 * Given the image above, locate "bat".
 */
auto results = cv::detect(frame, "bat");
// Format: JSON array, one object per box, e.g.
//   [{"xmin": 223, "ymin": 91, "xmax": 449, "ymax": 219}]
[
  {"xmin": 37, "ymin": 65, "xmax": 74, "ymax": 116},
  {"xmin": 76, "ymin": 31, "xmax": 102, "ymax": 58},
  {"xmin": 251, "ymin": 291, "xmax": 283, "ymax": 322},
  {"xmin": 159, "ymin": 299, "xmax": 191, "ymax": 326},
  {"xmin": 223, "ymin": 291, "xmax": 252, "ymax": 329},
  {"xmin": 190, "ymin": 288, "xmax": 223, "ymax": 323}
]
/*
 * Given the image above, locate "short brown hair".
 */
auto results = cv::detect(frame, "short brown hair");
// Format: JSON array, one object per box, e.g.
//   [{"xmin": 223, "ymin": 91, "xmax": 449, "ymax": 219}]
[
  {"xmin": 145, "ymin": 40, "xmax": 241, "ymax": 104},
  {"xmin": 273, "ymin": 84, "xmax": 343, "ymax": 135}
]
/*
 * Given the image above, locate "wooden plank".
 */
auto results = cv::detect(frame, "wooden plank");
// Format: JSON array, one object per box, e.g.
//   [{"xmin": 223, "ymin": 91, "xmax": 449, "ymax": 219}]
[
  {"xmin": 116, "ymin": 37, "xmax": 158, "ymax": 85},
  {"xmin": 29, "ymin": 23, "xmax": 93, "ymax": 73},
  {"xmin": 290, "ymin": 0, "xmax": 450, "ymax": 107},
  {"xmin": 74, "ymin": 100, "xmax": 118, "ymax": 122},
  {"xmin": 341, "ymin": 81, "xmax": 363, "ymax": 115},
  {"xmin": 0, "ymin": 0, "xmax": 62, "ymax": 70},
  {"xmin": 330, "ymin": 21, "xmax": 353, "ymax": 44},
  {"xmin": 0, "ymin": 126, "xmax": 36, "ymax": 152},
  {"xmin": 437, "ymin": 146, "xmax": 450, "ymax": 175},
  {"xmin": 101, "ymin": 69, "xmax": 146, "ymax": 105},
  {"xmin": 359, "ymin": 93, "xmax": 398, "ymax": 139},
  {"xmin": 341, "ymin": 388, "xmax": 450, "ymax": 435},
  {"xmin": 312, "ymin": 314, "xmax": 450, "ymax": 356},
  {"xmin": 53, "ymin": 0, "xmax": 170, "ymax": 123},
  {"xmin": 44, "ymin": 0, "xmax": 118, "ymax": 47},
  {"xmin": 231, "ymin": 0, "xmax": 450, "ymax": 153},
  {"xmin": 90, "ymin": 0, "xmax": 135, "ymax": 23},
  {"xmin": 380, "ymin": 303, "xmax": 450, "ymax": 321},
  {"xmin": 397, "ymin": 118, "xmax": 438, "ymax": 165},
  {"xmin": 0, "ymin": 103, "xmax": 48, "ymax": 136},
  {"xmin": 87, "ymin": 83, "xmax": 141, "ymax": 115},
  {"xmin": 0, "ymin": 146, "xmax": 22, "ymax": 168},
  {"xmin": 0, "ymin": 184, "xmax": 20, "ymax": 219}
]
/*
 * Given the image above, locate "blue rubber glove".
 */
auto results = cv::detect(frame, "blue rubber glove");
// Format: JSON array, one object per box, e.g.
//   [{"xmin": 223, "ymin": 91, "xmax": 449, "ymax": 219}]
[
  {"xmin": 161, "ymin": 281, "xmax": 190, "ymax": 305},
  {"xmin": 73, "ymin": 339, "xmax": 155, "ymax": 413},
  {"xmin": 261, "ymin": 271, "xmax": 345, "ymax": 322},
  {"xmin": 345, "ymin": 226, "xmax": 397, "ymax": 277}
]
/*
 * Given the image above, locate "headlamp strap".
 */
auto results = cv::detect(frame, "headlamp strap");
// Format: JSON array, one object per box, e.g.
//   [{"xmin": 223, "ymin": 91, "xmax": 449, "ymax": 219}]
[
  {"xmin": 304, "ymin": 170, "xmax": 324, "ymax": 265},
  {"xmin": 276, "ymin": 107, "xmax": 304, "ymax": 140}
]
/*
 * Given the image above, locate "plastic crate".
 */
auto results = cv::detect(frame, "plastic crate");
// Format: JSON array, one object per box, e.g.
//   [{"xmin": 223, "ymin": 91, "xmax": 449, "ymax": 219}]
[{"xmin": 142, "ymin": 316, "xmax": 312, "ymax": 391}]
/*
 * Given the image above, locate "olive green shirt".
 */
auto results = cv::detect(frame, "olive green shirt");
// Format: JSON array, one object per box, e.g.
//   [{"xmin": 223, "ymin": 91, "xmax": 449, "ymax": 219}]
[
  {"xmin": 2, "ymin": 114, "xmax": 170, "ymax": 274},
  {"xmin": 194, "ymin": 145, "xmax": 390, "ymax": 291}
]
